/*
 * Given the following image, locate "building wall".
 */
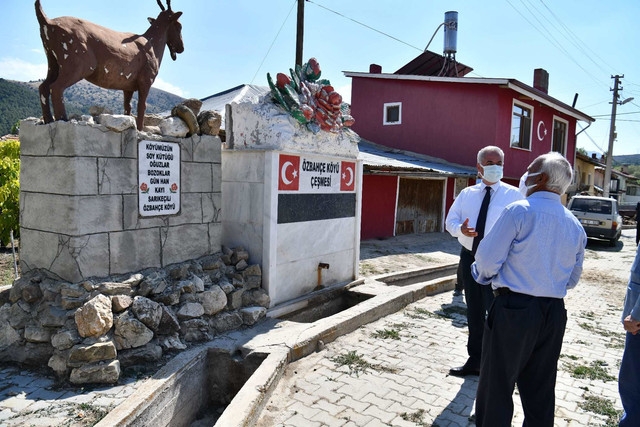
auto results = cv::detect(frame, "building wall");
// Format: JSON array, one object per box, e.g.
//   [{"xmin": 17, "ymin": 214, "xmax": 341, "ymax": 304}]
[
  {"xmin": 351, "ymin": 76, "xmax": 579, "ymax": 181},
  {"xmin": 360, "ymin": 174, "xmax": 398, "ymax": 239}
]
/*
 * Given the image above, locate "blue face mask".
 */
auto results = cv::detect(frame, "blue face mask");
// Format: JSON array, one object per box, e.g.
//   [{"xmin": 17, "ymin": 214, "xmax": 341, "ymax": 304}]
[
  {"xmin": 519, "ymin": 171, "xmax": 541, "ymax": 196},
  {"xmin": 481, "ymin": 165, "xmax": 503, "ymax": 183}
]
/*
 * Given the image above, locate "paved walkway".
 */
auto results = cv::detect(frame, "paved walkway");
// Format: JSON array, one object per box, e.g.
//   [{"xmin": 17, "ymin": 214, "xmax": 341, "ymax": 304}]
[
  {"xmin": 257, "ymin": 232, "xmax": 632, "ymax": 426},
  {"xmin": 0, "ymin": 230, "xmax": 634, "ymax": 426}
]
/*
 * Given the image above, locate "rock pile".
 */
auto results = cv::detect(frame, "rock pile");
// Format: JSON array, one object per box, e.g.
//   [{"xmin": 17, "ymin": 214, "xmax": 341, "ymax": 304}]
[{"xmin": 0, "ymin": 247, "xmax": 268, "ymax": 385}]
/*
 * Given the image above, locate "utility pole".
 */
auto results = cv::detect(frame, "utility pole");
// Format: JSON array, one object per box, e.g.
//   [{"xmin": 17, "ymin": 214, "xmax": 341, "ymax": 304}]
[
  {"xmin": 295, "ymin": 0, "xmax": 304, "ymax": 66},
  {"xmin": 603, "ymin": 75, "xmax": 623, "ymax": 199}
]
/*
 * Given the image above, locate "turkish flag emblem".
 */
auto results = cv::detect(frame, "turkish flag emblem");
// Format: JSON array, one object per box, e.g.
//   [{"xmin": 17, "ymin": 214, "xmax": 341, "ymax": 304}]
[
  {"xmin": 278, "ymin": 154, "xmax": 300, "ymax": 191},
  {"xmin": 340, "ymin": 161, "xmax": 356, "ymax": 191}
]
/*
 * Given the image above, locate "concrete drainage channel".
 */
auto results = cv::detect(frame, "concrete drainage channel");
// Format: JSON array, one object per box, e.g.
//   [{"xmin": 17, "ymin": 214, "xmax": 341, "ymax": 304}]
[{"xmin": 96, "ymin": 262, "xmax": 458, "ymax": 427}]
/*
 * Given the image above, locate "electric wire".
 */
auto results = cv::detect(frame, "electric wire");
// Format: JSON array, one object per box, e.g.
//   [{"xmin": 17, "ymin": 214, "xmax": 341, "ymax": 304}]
[
  {"xmin": 306, "ymin": 0, "xmax": 424, "ymax": 52},
  {"xmin": 250, "ymin": 0, "xmax": 297, "ymax": 85}
]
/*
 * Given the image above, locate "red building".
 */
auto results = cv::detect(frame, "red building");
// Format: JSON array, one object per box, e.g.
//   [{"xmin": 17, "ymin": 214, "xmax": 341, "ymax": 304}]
[{"xmin": 348, "ymin": 51, "xmax": 594, "ymax": 240}]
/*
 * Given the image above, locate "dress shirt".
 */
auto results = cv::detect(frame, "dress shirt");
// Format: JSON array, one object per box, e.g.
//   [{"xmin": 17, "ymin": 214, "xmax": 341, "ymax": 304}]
[
  {"xmin": 445, "ymin": 181, "xmax": 524, "ymax": 251},
  {"xmin": 622, "ymin": 247, "xmax": 640, "ymax": 321},
  {"xmin": 471, "ymin": 191, "xmax": 587, "ymax": 298}
]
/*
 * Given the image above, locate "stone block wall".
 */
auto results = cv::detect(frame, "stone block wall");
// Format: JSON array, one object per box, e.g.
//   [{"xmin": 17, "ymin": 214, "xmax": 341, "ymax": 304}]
[{"xmin": 19, "ymin": 119, "xmax": 222, "ymax": 282}]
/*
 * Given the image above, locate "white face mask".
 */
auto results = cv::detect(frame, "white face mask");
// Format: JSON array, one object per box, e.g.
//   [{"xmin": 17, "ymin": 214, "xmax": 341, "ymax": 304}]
[
  {"xmin": 519, "ymin": 171, "xmax": 541, "ymax": 197},
  {"xmin": 481, "ymin": 164, "xmax": 503, "ymax": 183}
]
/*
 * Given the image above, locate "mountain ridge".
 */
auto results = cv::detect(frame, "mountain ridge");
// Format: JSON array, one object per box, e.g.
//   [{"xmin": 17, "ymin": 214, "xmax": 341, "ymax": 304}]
[{"xmin": 0, "ymin": 78, "xmax": 184, "ymax": 135}]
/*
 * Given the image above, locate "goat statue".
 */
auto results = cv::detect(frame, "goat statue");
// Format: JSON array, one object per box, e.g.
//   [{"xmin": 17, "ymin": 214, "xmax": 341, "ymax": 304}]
[{"xmin": 35, "ymin": 0, "xmax": 184, "ymax": 130}]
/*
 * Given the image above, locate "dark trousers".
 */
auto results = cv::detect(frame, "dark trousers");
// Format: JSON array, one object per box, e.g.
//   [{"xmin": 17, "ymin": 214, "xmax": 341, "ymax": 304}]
[
  {"xmin": 619, "ymin": 332, "xmax": 640, "ymax": 426},
  {"xmin": 459, "ymin": 248, "xmax": 494, "ymax": 367},
  {"xmin": 476, "ymin": 292, "xmax": 567, "ymax": 427}
]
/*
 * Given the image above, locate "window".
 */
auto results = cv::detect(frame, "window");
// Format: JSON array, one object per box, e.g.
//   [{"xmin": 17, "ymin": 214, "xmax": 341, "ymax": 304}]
[
  {"xmin": 552, "ymin": 117, "xmax": 568, "ymax": 155},
  {"xmin": 510, "ymin": 102, "xmax": 532, "ymax": 150},
  {"xmin": 453, "ymin": 177, "xmax": 468, "ymax": 198},
  {"xmin": 383, "ymin": 102, "xmax": 402, "ymax": 125}
]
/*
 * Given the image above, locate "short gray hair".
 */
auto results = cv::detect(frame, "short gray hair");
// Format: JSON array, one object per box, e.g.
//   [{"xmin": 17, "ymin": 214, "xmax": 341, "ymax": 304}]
[
  {"xmin": 477, "ymin": 146, "xmax": 504, "ymax": 164},
  {"xmin": 534, "ymin": 152, "xmax": 573, "ymax": 194}
]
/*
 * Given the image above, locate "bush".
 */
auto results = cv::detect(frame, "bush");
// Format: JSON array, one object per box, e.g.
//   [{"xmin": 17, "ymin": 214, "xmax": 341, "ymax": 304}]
[{"xmin": 0, "ymin": 139, "xmax": 20, "ymax": 246}]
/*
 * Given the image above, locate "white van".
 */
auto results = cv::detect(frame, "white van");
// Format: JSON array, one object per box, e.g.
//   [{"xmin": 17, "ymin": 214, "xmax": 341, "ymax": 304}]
[{"xmin": 567, "ymin": 195, "xmax": 622, "ymax": 246}]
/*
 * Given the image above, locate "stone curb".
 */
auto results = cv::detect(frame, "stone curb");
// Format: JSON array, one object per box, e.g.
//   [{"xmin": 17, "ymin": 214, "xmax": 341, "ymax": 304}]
[{"xmin": 95, "ymin": 265, "xmax": 457, "ymax": 426}]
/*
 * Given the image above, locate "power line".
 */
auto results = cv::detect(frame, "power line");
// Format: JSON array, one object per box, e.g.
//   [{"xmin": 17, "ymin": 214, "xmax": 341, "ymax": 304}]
[
  {"xmin": 306, "ymin": 0, "xmax": 423, "ymax": 52},
  {"xmin": 250, "ymin": 0, "xmax": 297, "ymax": 85}
]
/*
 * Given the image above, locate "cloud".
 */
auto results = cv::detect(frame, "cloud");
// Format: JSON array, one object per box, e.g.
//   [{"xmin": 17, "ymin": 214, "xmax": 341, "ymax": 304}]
[
  {"xmin": 0, "ymin": 57, "xmax": 47, "ymax": 81},
  {"xmin": 336, "ymin": 84, "xmax": 352, "ymax": 104},
  {"xmin": 153, "ymin": 77, "xmax": 187, "ymax": 98}
]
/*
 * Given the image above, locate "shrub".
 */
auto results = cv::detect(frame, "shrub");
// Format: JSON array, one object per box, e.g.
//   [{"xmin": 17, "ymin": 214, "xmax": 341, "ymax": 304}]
[{"xmin": 0, "ymin": 139, "xmax": 20, "ymax": 246}]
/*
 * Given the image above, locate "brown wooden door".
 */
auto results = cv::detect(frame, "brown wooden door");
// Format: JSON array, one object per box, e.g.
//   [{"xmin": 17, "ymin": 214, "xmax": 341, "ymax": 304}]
[{"xmin": 396, "ymin": 178, "xmax": 443, "ymax": 234}]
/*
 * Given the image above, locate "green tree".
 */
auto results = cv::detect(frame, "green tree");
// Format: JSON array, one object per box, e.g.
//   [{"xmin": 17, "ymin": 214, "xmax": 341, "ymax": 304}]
[{"xmin": 0, "ymin": 139, "xmax": 20, "ymax": 246}]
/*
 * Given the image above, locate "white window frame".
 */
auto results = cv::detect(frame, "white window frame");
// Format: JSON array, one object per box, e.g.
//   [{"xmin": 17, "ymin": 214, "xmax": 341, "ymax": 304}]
[
  {"xmin": 551, "ymin": 115, "xmax": 569, "ymax": 156},
  {"xmin": 383, "ymin": 102, "xmax": 402, "ymax": 125},
  {"xmin": 510, "ymin": 100, "xmax": 533, "ymax": 151}
]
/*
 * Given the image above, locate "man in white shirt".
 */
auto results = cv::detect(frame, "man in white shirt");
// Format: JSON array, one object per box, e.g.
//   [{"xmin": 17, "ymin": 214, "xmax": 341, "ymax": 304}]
[{"xmin": 445, "ymin": 146, "xmax": 523, "ymax": 376}]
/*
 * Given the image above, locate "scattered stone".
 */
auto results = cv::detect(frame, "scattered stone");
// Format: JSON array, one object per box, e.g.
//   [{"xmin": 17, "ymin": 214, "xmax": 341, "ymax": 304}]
[
  {"xmin": 97, "ymin": 114, "xmax": 136, "ymax": 132},
  {"xmin": 96, "ymin": 282, "xmax": 135, "ymax": 296},
  {"xmin": 111, "ymin": 295, "xmax": 133, "ymax": 313},
  {"xmin": 159, "ymin": 116, "xmax": 189, "ymax": 138},
  {"xmin": 177, "ymin": 302, "xmax": 205, "ymax": 320},
  {"xmin": 240, "ymin": 307, "xmax": 267, "ymax": 326},
  {"xmin": 113, "ymin": 312, "xmax": 154, "ymax": 350},
  {"xmin": 131, "ymin": 296, "xmax": 162, "ymax": 331},
  {"xmin": 70, "ymin": 360, "xmax": 120, "ymax": 385},
  {"xmin": 199, "ymin": 287, "xmax": 227, "ymax": 316},
  {"xmin": 75, "ymin": 294, "xmax": 113, "ymax": 338},
  {"xmin": 67, "ymin": 341, "xmax": 117, "ymax": 367},
  {"xmin": 157, "ymin": 305, "xmax": 180, "ymax": 334},
  {"xmin": 51, "ymin": 329, "xmax": 81, "ymax": 350},
  {"xmin": 198, "ymin": 110, "xmax": 222, "ymax": 136},
  {"xmin": 118, "ymin": 342, "xmax": 162, "ymax": 367},
  {"xmin": 157, "ymin": 333, "xmax": 186, "ymax": 350},
  {"xmin": 211, "ymin": 312, "xmax": 243, "ymax": 333},
  {"xmin": 24, "ymin": 326, "xmax": 52, "ymax": 343}
]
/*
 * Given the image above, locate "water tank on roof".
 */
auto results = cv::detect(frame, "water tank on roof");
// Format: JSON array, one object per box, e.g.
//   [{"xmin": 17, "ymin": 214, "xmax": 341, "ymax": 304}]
[{"xmin": 444, "ymin": 11, "xmax": 458, "ymax": 54}]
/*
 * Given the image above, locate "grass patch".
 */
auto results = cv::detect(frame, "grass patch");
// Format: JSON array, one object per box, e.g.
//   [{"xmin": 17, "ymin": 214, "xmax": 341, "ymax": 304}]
[
  {"xmin": 400, "ymin": 409, "xmax": 429, "ymax": 426},
  {"xmin": 331, "ymin": 351, "xmax": 373, "ymax": 376},
  {"xmin": 566, "ymin": 360, "xmax": 616, "ymax": 382},
  {"xmin": 577, "ymin": 322, "xmax": 622, "ymax": 339},
  {"xmin": 371, "ymin": 328, "xmax": 400, "ymax": 340},
  {"xmin": 331, "ymin": 350, "xmax": 399, "ymax": 376},
  {"xmin": 578, "ymin": 393, "xmax": 622, "ymax": 427},
  {"xmin": 406, "ymin": 305, "xmax": 467, "ymax": 322}
]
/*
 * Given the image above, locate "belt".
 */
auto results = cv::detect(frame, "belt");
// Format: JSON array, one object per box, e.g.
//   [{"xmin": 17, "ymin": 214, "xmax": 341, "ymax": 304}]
[{"xmin": 493, "ymin": 287, "xmax": 512, "ymax": 297}]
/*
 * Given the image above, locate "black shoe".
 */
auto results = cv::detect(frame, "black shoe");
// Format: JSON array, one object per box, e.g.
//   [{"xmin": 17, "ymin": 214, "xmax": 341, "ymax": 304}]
[
  {"xmin": 453, "ymin": 289, "xmax": 463, "ymax": 296},
  {"xmin": 449, "ymin": 364, "xmax": 480, "ymax": 377}
]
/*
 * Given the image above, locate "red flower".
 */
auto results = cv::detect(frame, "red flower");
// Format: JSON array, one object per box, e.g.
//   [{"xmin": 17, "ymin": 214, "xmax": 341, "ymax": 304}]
[
  {"xmin": 140, "ymin": 182, "xmax": 148, "ymax": 193},
  {"xmin": 170, "ymin": 183, "xmax": 178, "ymax": 192}
]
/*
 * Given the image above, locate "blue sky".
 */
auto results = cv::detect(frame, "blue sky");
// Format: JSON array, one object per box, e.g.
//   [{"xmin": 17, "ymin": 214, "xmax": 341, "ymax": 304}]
[{"xmin": 1, "ymin": 0, "xmax": 639, "ymax": 155}]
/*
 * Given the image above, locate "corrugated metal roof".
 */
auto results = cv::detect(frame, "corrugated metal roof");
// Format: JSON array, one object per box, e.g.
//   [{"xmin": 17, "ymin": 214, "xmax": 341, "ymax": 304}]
[{"xmin": 358, "ymin": 139, "xmax": 476, "ymax": 177}]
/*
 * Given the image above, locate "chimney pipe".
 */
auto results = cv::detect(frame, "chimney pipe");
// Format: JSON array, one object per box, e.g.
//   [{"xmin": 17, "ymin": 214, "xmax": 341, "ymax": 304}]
[
  {"xmin": 533, "ymin": 68, "xmax": 549, "ymax": 94},
  {"xmin": 369, "ymin": 64, "xmax": 382, "ymax": 74}
]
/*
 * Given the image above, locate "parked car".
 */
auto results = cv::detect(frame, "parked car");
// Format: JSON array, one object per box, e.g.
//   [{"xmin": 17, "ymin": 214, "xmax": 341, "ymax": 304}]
[{"xmin": 568, "ymin": 195, "xmax": 622, "ymax": 246}]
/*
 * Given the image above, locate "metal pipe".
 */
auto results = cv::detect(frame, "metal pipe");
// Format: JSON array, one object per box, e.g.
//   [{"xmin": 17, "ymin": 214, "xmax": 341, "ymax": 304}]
[{"xmin": 317, "ymin": 263, "xmax": 330, "ymax": 288}]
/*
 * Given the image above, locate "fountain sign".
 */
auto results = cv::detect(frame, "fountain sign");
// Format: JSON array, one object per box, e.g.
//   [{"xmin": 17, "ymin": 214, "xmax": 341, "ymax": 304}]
[
  {"xmin": 278, "ymin": 153, "xmax": 356, "ymax": 193},
  {"xmin": 138, "ymin": 140, "xmax": 181, "ymax": 216}
]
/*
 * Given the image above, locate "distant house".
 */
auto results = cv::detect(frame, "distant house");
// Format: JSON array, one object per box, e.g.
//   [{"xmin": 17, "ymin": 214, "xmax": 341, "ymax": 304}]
[
  {"xmin": 345, "ymin": 51, "xmax": 595, "ymax": 237},
  {"xmin": 572, "ymin": 151, "xmax": 640, "ymax": 213},
  {"xmin": 573, "ymin": 152, "xmax": 599, "ymax": 195}
]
